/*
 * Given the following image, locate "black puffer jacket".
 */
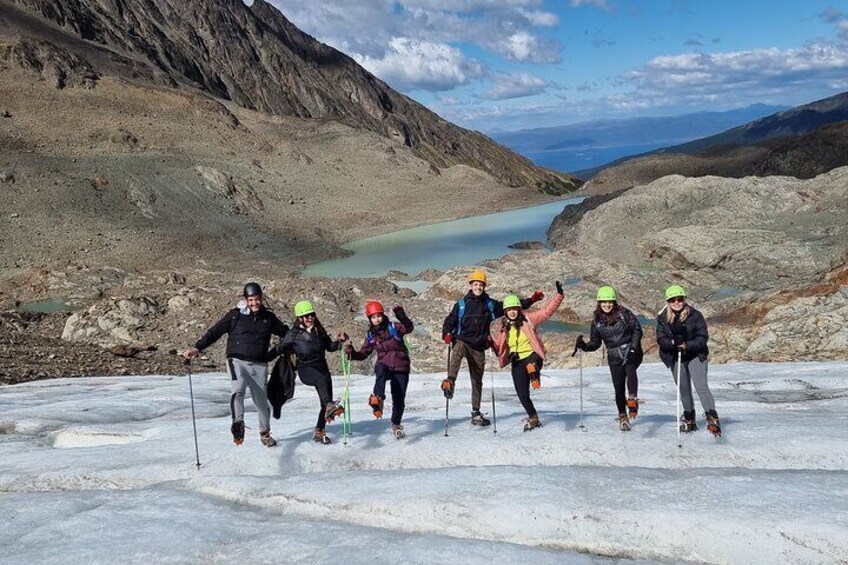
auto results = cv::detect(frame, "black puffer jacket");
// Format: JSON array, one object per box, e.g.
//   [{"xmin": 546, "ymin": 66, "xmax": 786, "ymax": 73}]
[
  {"xmin": 584, "ymin": 306, "xmax": 643, "ymax": 366},
  {"xmin": 195, "ymin": 306, "xmax": 288, "ymax": 363},
  {"xmin": 269, "ymin": 324, "xmax": 341, "ymax": 368},
  {"xmin": 655, "ymin": 305, "xmax": 709, "ymax": 368},
  {"xmin": 442, "ymin": 291, "xmax": 533, "ymax": 351}
]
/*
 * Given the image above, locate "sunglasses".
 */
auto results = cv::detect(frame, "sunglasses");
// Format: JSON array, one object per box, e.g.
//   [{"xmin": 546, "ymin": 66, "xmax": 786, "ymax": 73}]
[
  {"xmin": 598, "ymin": 300, "xmax": 615, "ymax": 305},
  {"xmin": 667, "ymin": 297, "xmax": 686, "ymax": 303},
  {"xmin": 301, "ymin": 313, "xmax": 316, "ymax": 318}
]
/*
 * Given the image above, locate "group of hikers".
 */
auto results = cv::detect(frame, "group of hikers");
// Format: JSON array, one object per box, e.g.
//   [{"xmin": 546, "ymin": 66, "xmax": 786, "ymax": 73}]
[{"xmin": 181, "ymin": 270, "xmax": 721, "ymax": 446}]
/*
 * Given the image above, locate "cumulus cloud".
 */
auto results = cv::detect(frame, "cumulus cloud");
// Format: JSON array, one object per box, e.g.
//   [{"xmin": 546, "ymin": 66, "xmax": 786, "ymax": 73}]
[
  {"xmin": 268, "ymin": 0, "xmax": 562, "ymax": 90},
  {"xmin": 485, "ymin": 72, "xmax": 548, "ymax": 100},
  {"xmin": 354, "ymin": 38, "xmax": 485, "ymax": 92},
  {"xmin": 618, "ymin": 42, "xmax": 848, "ymax": 109}
]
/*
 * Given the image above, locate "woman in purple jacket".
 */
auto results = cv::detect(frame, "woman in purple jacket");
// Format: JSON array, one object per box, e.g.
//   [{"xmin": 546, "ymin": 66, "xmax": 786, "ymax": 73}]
[{"xmin": 346, "ymin": 301, "xmax": 414, "ymax": 439}]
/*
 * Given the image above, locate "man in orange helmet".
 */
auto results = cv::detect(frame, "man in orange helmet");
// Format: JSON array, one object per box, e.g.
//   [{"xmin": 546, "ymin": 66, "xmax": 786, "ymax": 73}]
[{"xmin": 441, "ymin": 270, "xmax": 543, "ymax": 426}]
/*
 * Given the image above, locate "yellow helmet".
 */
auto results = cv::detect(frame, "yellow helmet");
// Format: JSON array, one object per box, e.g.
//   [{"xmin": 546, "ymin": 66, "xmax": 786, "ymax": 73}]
[{"xmin": 468, "ymin": 270, "xmax": 487, "ymax": 285}]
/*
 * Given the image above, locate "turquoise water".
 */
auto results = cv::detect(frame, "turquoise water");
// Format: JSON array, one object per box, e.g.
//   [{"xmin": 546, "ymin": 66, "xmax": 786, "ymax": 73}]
[
  {"xmin": 19, "ymin": 299, "xmax": 73, "ymax": 314},
  {"xmin": 302, "ymin": 198, "xmax": 583, "ymax": 278}
]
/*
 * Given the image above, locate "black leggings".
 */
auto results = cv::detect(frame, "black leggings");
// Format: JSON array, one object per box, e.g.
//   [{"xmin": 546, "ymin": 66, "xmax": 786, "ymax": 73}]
[
  {"xmin": 298, "ymin": 363, "xmax": 333, "ymax": 430},
  {"xmin": 374, "ymin": 364, "xmax": 410, "ymax": 425},
  {"xmin": 608, "ymin": 362, "xmax": 638, "ymax": 414},
  {"xmin": 511, "ymin": 353, "xmax": 542, "ymax": 417}
]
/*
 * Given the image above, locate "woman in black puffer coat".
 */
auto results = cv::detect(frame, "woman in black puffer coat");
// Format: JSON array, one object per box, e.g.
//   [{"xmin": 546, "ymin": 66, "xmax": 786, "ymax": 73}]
[{"xmin": 575, "ymin": 285, "xmax": 643, "ymax": 430}]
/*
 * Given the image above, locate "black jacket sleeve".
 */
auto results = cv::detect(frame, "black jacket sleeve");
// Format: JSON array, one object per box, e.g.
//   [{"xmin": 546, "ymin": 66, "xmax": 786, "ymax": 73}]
[
  {"xmin": 655, "ymin": 311, "xmax": 677, "ymax": 352},
  {"xmin": 395, "ymin": 309, "xmax": 414, "ymax": 334},
  {"xmin": 626, "ymin": 311, "xmax": 643, "ymax": 351},
  {"xmin": 686, "ymin": 309, "xmax": 709, "ymax": 354},
  {"xmin": 195, "ymin": 309, "xmax": 236, "ymax": 351},
  {"xmin": 267, "ymin": 329, "xmax": 296, "ymax": 361},
  {"xmin": 584, "ymin": 321, "xmax": 602, "ymax": 352},
  {"xmin": 442, "ymin": 302, "xmax": 459, "ymax": 339},
  {"xmin": 324, "ymin": 333, "xmax": 341, "ymax": 353}
]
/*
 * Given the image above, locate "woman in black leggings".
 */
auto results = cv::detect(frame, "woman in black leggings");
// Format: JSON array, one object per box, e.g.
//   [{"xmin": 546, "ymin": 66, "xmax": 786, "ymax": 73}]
[
  {"xmin": 575, "ymin": 286, "xmax": 643, "ymax": 431},
  {"xmin": 268, "ymin": 300, "xmax": 347, "ymax": 444}
]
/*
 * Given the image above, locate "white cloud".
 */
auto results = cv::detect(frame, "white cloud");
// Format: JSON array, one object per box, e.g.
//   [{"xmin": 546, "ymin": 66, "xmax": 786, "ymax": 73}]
[
  {"xmin": 517, "ymin": 8, "xmax": 559, "ymax": 27},
  {"xmin": 485, "ymin": 72, "xmax": 548, "ymax": 100},
  {"xmin": 353, "ymin": 38, "xmax": 485, "ymax": 92},
  {"xmin": 268, "ymin": 0, "xmax": 561, "ymax": 90}
]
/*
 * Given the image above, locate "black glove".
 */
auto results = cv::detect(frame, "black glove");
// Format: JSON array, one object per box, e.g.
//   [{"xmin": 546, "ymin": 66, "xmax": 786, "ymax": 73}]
[
  {"xmin": 392, "ymin": 304, "xmax": 406, "ymax": 317},
  {"xmin": 555, "ymin": 280, "xmax": 564, "ymax": 295},
  {"xmin": 575, "ymin": 335, "xmax": 587, "ymax": 351}
]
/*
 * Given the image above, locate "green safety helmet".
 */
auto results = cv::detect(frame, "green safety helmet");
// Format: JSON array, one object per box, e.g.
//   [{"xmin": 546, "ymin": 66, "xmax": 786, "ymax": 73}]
[
  {"xmin": 294, "ymin": 300, "xmax": 315, "ymax": 317},
  {"xmin": 665, "ymin": 285, "xmax": 687, "ymax": 301},
  {"xmin": 503, "ymin": 294, "xmax": 522, "ymax": 310},
  {"xmin": 596, "ymin": 285, "xmax": 617, "ymax": 302}
]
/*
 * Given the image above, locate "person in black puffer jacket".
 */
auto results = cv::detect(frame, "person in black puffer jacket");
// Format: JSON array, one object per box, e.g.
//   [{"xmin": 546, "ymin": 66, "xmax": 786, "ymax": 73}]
[
  {"xmin": 182, "ymin": 282, "xmax": 288, "ymax": 448},
  {"xmin": 575, "ymin": 285, "xmax": 643, "ymax": 431},
  {"xmin": 441, "ymin": 269, "xmax": 542, "ymax": 426},
  {"xmin": 656, "ymin": 285, "xmax": 719, "ymax": 434},
  {"xmin": 346, "ymin": 300, "xmax": 414, "ymax": 439},
  {"xmin": 266, "ymin": 300, "xmax": 347, "ymax": 445}
]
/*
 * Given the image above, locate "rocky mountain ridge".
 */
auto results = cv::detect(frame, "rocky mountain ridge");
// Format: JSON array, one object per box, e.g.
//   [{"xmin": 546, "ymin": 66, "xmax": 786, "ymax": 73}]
[{"xmin": 2, "ymin": 0, "xmax": 578, "ymax": 193}]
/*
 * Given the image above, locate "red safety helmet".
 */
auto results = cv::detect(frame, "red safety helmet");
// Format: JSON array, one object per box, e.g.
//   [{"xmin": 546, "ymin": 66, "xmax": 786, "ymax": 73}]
[{"xmin": 365, "ymin": 301, "xmax": 385, "ymax": 317}]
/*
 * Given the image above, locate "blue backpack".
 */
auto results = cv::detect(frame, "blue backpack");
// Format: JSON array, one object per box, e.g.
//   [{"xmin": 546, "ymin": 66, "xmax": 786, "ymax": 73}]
[
  {"xmin": 456, "ymin": 297, "xmax": 495, "ymax": 335},
  {"xmin": 367, "ymin": 323, "xmax": 409, "ymax": 353}
]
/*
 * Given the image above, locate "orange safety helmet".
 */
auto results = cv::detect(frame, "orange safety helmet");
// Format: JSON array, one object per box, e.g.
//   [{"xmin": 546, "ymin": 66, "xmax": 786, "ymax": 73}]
[
  {"xmin": 365, "ymin": 301, "xmax": 385, "ymax": 317},
  {"xmin": 468, "ymin": 270, "xmax": 487, "ymax": 285}
]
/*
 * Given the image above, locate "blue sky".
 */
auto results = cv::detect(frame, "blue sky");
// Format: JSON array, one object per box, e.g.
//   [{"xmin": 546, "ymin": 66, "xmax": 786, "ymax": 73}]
[{"xmin": 265, "ymin": 1, "xmax": 848, "ymax": 132}]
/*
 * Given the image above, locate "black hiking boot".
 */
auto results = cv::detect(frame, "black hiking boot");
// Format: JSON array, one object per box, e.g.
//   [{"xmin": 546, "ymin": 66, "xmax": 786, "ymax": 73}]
[
  {"xmin": 231, "ymin": 420, "xmax": 245, "ymax": 446},
  {"xmin": 471, "ymin": 410, "xmax": 491, "ymax": 427},
  {"xmin": 680, "ymin": 410, "xmax": 698, "ymax": 433}
]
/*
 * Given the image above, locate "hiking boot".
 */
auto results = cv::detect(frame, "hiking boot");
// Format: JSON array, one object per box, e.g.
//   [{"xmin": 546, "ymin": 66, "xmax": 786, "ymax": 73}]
[
  {"xmin": 441, "ymin": 378, "xmax": 455, "ymax": 399},
  {"xmin": 259, "ymin": 430, "xmax": 277, "ymax": 447},
  {"xmin": 523, "ymin": 414, "xmax": 541, "ymax": 432},
  {"xmin": 471, "ymin": 410, "xmax": 491, "ymax": 427},
  {"xmin": 705, "ymin": 409, "xmax": 722, "ymax": 437},
  {"xmin": 530, "ymin": 377, "xmax": 541, "ymax": 390},
  {"xmin": 392, "ymin": 424, "xmax": 406, "ymax": 439},
  {"xmin": 680, "ymin": 410, "xmax": 698, "ymax": 433},
  {"xmin": 231, "ymin": 420, "xmax": 245, "ymax": 446},
  {"xmin": 618, "ymin": 413, "xmax": 631, "ymax": 431},
  {"xmin": 369, "ymin": 394, "xmax": 384, "ymax": 419},
  {"xmin": 324, "ymin": 399, "xmax": 344, "ymax": 423},
  {"xmin": 312, "ymin": 428, "xmax": 332, "ymax": 445},
  {"xmin": 627, "ymin": 397, "xmax": 639, "ymax": 419}
]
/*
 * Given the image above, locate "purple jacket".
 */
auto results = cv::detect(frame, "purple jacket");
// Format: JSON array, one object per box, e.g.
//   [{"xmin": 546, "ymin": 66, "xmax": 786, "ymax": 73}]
[{"xmin": 349, "ymin": 311, "xmax": 414, "ymax": 373}]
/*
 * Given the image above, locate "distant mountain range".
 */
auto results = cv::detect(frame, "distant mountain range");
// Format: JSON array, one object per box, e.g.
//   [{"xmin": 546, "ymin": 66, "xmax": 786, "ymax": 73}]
[
  {"xmin": 490, "ymin": 104, "xmax": 785, "ymax": 175},
  {"xmin": 580, "ymin": 91, "xmax": 848, "ymax": 196}
]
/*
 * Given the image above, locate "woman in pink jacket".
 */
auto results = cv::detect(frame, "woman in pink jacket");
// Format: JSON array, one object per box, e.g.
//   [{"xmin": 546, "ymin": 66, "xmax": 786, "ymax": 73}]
[{"xmin": 493, "ymin": 281, "xmax": 564, "ymax": 431}]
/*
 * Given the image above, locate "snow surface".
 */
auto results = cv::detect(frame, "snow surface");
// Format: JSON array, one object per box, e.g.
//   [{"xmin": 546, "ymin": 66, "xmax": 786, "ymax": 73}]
[{"xmin": 2, "ymin": 362, "xmax": 847, "ymax": 564}]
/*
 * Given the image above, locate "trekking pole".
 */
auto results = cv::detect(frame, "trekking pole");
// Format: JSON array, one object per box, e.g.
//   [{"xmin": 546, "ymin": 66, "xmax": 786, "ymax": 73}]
[
  {"xmin": 341, "ymin": 350, "xmax": 352, "ymax": 446},
  {"xmin": 184, "ymin": 358, "xmax": 202, "ymax": 470},
  {"xmin": 676, "ymin": 349, "xmax": 683, "ymax": 449},
  {"xmin": 571, "ymin": 336, "xmax": 586, "ymax": 432},
  {"xmin": 444, "ymin": 343, "xmax": 451, "ymax": 437},
  {"xmin": 489, "ymin": 349, "xmax": 497, "ymax": 435}
]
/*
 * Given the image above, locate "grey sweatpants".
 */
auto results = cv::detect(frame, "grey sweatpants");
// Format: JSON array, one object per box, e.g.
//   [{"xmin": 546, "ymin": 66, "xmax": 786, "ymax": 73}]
[
  {"xmin": 671, "ymin": 356, "xmax": 716, "ymax": 413},
  {"xmin": 226, "ymin": 358, "xmax": 271, "ymax": 433}
]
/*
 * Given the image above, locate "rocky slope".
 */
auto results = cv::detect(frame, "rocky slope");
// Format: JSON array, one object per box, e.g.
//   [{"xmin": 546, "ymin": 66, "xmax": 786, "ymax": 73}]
[
  {"xmin": 581, "ymin": 121, "xmax": 848, "ymax": 197},
  {"xmin": 1, "ymin": 0, "xmax": 578, "ymax": 193}
]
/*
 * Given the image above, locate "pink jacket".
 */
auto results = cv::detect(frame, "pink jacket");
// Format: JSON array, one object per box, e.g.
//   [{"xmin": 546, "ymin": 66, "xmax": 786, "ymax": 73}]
[{"xmin": 493, "ymin": 293, "xmax": 563, "ymax": 367}]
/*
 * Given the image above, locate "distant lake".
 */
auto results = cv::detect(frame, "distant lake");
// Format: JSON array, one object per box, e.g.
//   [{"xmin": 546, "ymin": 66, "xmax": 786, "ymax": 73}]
[
  {"xmin": 301, "ymin": 198, "xmax": 583, "ymax": 279},
  {"xmin": 524, "ymin": 142, "xmax": 671, "ymax": 176}
]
